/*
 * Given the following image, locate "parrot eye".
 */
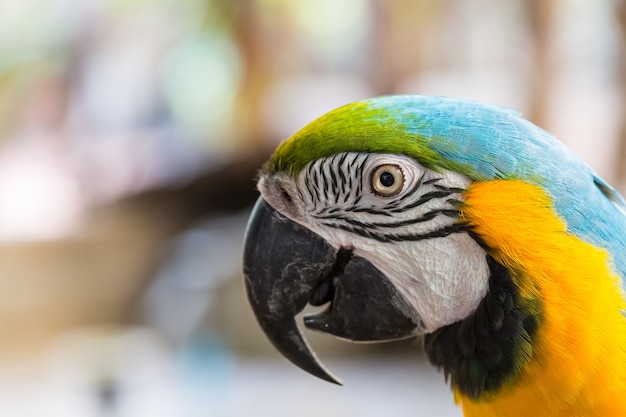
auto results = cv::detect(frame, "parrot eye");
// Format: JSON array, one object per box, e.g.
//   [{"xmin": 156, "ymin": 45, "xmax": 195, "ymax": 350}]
[{"xmin": 371, "ymin": 164, "xmax": 404, "ymax": 196}]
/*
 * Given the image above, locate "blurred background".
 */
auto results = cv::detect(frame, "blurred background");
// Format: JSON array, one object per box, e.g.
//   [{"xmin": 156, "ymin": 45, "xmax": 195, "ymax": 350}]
[{"xmin": 0, "ymin": 0, "xmax": 625, "ymax": 416}]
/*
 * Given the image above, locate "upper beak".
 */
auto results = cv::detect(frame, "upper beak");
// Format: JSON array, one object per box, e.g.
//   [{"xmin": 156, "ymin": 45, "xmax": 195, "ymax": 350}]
[{"xmin": 243, "ymin": 197, "xmax": 422, "ymax": 384}]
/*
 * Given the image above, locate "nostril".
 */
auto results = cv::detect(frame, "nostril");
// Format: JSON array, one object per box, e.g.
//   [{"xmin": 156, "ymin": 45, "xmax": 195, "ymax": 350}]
[{"xmin": 280, "ymin": 186, "xmax": 293, "ymax": 204}]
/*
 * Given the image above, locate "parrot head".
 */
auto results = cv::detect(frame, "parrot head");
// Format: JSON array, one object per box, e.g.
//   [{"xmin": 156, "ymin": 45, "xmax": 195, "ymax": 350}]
[{"xmin": 242, "ymin": 95, "xmax": 626, "ymax": 399}]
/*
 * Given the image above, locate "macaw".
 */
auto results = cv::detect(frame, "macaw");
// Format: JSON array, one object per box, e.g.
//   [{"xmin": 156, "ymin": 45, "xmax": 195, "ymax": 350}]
[{"xmin": 242, "ymin": 95, "xmax": 626, "ymax": 416}]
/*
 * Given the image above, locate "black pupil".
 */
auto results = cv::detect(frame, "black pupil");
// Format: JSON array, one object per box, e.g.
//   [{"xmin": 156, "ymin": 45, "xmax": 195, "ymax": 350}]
[{"xmin": 380, "ymin": 171, "xmax": 395, "ymax": 187}]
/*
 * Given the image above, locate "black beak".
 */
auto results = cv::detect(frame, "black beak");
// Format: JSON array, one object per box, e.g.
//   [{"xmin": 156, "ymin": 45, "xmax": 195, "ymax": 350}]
[{"xmin": 243, "ymin": 198, "xmax": 422, "ymax": 384}]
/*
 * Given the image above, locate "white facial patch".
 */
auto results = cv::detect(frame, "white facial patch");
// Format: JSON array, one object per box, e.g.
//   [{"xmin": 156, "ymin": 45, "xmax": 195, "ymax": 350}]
[{"xmin": 259, "ymin": 153, "xmax": 490, "ymax": 333}]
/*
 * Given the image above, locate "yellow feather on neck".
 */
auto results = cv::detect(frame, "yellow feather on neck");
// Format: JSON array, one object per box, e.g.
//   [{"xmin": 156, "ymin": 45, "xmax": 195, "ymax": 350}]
[{"xmin": 458, "ymin": 180, "xmax": 626, "ymax": 417}]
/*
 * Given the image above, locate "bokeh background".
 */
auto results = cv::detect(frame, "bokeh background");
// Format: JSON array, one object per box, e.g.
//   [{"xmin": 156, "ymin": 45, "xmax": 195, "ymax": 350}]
[{"xmin": 1, "ymin": 1, "xmax": 625, "ymax": 416}]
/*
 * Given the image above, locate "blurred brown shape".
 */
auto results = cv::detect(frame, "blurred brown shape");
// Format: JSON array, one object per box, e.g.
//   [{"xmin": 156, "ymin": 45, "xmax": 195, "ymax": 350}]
[
  {"xmin": 0, "ymin": 150, "xmax": 269, "ymax": 362},
  {"xmin": 615, "ymin": 0, "xmax": 626, "ymax": 188},
  {"xmin": 526, "ymin": 0, "xmax": 557, "ymax": 128}
]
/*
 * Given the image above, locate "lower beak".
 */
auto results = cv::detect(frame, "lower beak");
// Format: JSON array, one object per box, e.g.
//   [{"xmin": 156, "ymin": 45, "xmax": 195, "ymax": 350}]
[{"xmin": 243, "ymin": 198, "xmax": 422, "ymax": 384}]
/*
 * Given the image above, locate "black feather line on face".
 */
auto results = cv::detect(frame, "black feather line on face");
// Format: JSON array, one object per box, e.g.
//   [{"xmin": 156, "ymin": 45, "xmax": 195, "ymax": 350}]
[
  {"xmin": 383, "ymin": 171, "xmax": 427, "ymax": 210},
  {"xmin": 389, "ymin": 190, "xmax": 454, "ymax": 213},
  {"xmin": 328, "ymin": 154, "xmax": 339, "ymax": 198},
  {"xmin": 308, "ymin": 164, "xmax": 322, "ymax": 205},
  {"xmin": 321, "ymin": 221, "xmax": 469, "ymax": 243},
  {"xmin": 315, "ymin": 208, "xmax": 460, "ymax": 229},
  {"xmin": 423, "ymin": 256, "xmax": 542, "ymax": 400},
  {"xmin": 303, "ymin": 153, "xmax": 470, "ymax": 242}
]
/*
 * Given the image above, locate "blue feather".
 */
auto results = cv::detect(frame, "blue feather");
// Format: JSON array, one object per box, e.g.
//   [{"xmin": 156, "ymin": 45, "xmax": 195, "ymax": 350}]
[{"xmin": 365, "ymin": 95, "xmax": 626, "ymax": 280}]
